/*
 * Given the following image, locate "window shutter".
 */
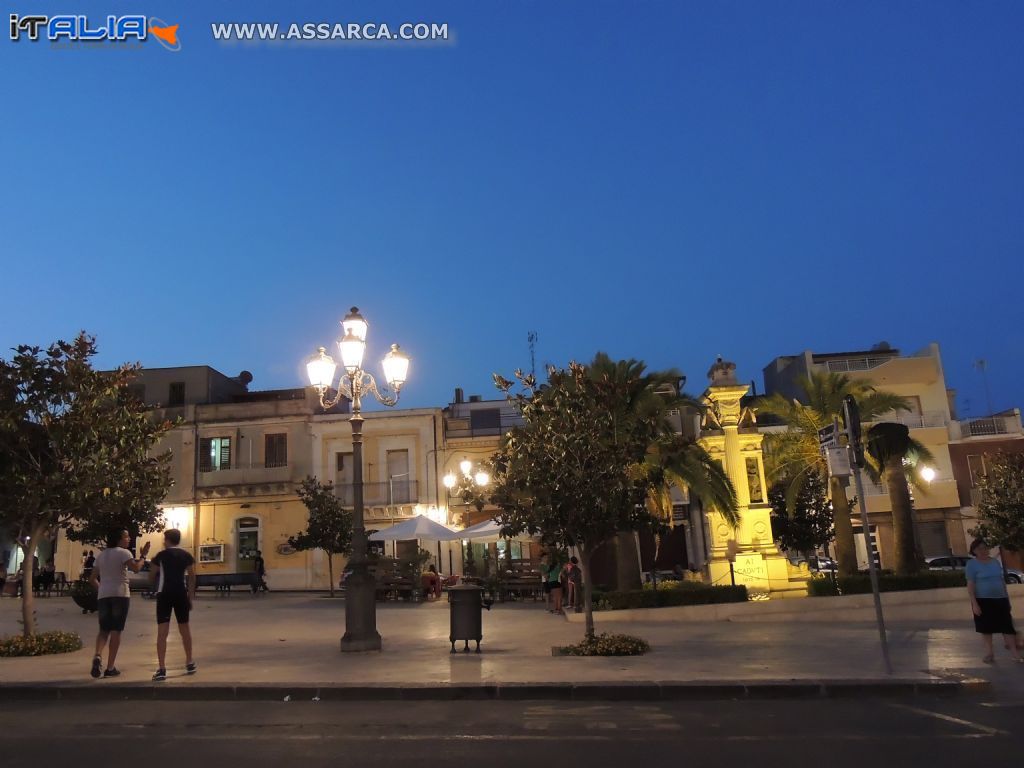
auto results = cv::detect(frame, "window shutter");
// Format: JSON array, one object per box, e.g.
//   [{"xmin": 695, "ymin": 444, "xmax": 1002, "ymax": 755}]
[
  {"xmin": 219, "ymin": 438, "xmax": 231, "ymax": 470},
  {"xmin": 199, "ymin": 438, "xmax": 213, "ymax": 472},
  {"xmin": 265, "ymin": 434, "xmax": 287, "ymax": 468}
]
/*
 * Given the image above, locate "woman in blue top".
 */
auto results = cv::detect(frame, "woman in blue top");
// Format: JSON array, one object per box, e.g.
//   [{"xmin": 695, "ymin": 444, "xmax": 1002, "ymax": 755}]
[{"xmin": 966, "ymin": 538, "xmax": 1024, "ymax": 664}]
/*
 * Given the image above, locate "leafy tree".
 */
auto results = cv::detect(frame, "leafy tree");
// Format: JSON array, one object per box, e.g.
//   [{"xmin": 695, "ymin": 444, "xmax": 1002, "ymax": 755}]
[
  {"xmin": 759, "ymin": 371, "xmax": 908, "ymax": 576},
  {"xmin": 587, "ymin": 353, "xmax": 737, "ymax": 589},
  {"xmin": 969, "ymin": 452, "xmax": 1024, "ymax": 560},
  {"xmin": 768, "ymin": 473, "xmax": 834, "ymax": 556},
  {"xmin": 0, "ymin": 334, "xmax": 174, "ymax": 636},
  {"xmin": 865, "ymin": 422, "xmax": 934, "ymax": 576},
  {"xmin": 290, "ymin": 477, "xmax": 353, "ymax": 596},
  {"xmin": 491, "ymin": 362, "xmax": 665, "ymax": 640}
]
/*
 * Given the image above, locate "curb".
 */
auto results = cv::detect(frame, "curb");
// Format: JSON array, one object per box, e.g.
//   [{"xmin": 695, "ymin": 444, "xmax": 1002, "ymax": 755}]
[{"xmin": 0, "ymin": 677, "xmax": 989, "ymax": 702}]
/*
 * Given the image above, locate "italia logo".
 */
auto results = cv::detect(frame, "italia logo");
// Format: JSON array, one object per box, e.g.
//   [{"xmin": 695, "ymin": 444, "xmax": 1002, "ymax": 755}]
[{"xmin": 9, "ymin": 14, "xmax": 181, "ymax": 51}]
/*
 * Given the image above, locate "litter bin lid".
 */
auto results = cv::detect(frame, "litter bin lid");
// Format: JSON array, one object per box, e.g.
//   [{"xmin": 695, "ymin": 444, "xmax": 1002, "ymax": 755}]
[{"xmin": 448, "ymin": 583, "xmax": 482, "ymax": 592}]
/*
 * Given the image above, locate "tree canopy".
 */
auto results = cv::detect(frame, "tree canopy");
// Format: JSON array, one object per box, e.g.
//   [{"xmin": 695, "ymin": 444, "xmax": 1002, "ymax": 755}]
[
  {"xmin": 290, "ymin": 476, "xmax": 353, "ymax": 596},
  {"xmin": 768, "ymin": 472, "xmax": 834, "ymax": 555},
  {"xmin": 971, "ymin": 452, "xmax": 1024, "ymax": 553},
  {"xmin": 0, "ymin": 333, "xmax": 175, "ymax": 634}
]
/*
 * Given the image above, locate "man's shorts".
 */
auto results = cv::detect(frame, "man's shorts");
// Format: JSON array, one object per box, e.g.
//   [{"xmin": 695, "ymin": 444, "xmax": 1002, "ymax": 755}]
[
  {"xmin": 97, "ymin": 597, "xmax": 130, "ymax": 632},
  {"xmin": 156, "ymin": 592, "xmax": 190, "ymax": 625}
]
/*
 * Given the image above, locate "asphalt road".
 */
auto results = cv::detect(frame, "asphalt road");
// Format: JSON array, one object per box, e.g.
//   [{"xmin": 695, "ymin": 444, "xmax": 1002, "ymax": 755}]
[{"xmin": 1, "ymin": 696, "xmax": 1022, "ymax": 767}]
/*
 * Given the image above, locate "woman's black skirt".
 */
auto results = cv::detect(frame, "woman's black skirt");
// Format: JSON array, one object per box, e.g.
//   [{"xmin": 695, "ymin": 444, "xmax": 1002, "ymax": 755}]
[{"xmin": 974, "ymin": 597, "xmax": 1017, "ymax": 635}]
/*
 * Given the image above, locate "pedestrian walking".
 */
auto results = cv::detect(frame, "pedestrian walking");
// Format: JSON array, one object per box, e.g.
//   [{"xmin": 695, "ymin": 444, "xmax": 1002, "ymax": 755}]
[
  {"xmin": 540, "ymin": 553, "xmax": 563, "ymax": 614},
  {"xmin": 89, "ymin": 530, "xmax": 150, "ymax": 679},
  {"xmin": 565, "ymin": 556, "xmax": 583, "ymax": 612},
  {"xmin": 252, "ymin": 549, "xmax": 268, "ymax": 593},
  {"xmin": 83, "ymin": 550, "xmax": 96, "ymax": 580},
  {"xmin": 967, "ymin": 538, "xmax": 1024, "ymax": 664},
  {"xmin": 150, "ymin": 528, "xmax": 197, "ymax": 681}
]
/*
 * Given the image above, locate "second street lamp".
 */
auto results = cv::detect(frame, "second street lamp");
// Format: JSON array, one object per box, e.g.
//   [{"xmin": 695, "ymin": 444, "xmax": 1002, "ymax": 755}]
[{"xmin": 307, "ymin": 306, "xmax": 410, "ymax": 653}]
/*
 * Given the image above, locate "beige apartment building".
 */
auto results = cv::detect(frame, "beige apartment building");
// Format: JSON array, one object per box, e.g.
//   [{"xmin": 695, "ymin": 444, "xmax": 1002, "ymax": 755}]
[
  {"xmin": 52, "ymin": 366, "xmax": 450, "ymax": 590},
  {"xmin": 763, "ymin": 343, "xmax": 965, "ymax": 568}
]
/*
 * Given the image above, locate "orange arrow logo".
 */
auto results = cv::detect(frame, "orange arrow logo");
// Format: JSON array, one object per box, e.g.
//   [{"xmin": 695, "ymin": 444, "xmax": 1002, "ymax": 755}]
[{"xmin": 149, "ymin": 23, "xmax": 178, "ymax": 46}]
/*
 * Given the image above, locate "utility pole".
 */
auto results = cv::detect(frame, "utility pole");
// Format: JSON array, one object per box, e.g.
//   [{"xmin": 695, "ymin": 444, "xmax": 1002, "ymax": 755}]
[{"xmin": 843, "ymin": 395, "xmax": 893, "ymax": 675}]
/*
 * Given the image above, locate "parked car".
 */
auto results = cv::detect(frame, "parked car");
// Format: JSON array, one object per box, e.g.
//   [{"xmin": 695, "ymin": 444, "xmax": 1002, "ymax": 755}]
[
  {"xmin": 925, "ymin": 556, "xmax": 970, "ymax": 571},
  {"xmin": 806, "ymin": 556, "xmax": 838, "ymax": 574},
  {"xmin": 926, "ymin": 555, "xmax": 1023, "ymax": 584},
  {"xmin": 128, "ymin": 564, "xmax": 156, "ymax": 597}
]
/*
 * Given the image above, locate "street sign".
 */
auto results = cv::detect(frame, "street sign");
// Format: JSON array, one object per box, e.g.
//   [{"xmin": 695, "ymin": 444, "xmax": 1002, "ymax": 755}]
[
  {"xmin": 826, "ymin": 447, "xmax": 852, "ymax": 478},
  {"xmin": 817, "ymin": 423, "xmax": 837, "ymax": 448}
]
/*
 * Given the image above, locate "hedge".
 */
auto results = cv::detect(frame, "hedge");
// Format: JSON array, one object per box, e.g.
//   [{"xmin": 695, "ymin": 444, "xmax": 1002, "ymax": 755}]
[
  {"xmin": 594, "ymin": 585, "xmax": 748, "ymax": 610},
  {"xmin": 807, "ymin": 571, "xmax": 966, "ymax": 597}
]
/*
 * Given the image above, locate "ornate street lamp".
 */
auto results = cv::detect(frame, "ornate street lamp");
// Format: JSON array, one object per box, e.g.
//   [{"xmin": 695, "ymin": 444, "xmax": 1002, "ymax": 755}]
[{"xmin": 307, "ymin": 306, "xmax": 409, "ymax": 653}]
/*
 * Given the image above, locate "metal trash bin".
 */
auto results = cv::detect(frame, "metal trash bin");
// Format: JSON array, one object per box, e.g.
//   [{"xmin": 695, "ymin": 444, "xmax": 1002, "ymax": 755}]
[{"xmin": 448, "ymin": 584, "xmax": 489, "ymax": 653}]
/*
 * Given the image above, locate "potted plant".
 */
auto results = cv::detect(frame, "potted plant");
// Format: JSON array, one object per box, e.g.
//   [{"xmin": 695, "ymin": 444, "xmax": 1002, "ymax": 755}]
[{"xmin": 69, "ymin": 579, "xmax": 98, "ymax": 614}]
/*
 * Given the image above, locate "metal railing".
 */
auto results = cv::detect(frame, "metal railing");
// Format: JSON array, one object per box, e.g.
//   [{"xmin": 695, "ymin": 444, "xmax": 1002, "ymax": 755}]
[
  {"xmin": 335, "ymin": 480, "xmax": 419, "ymax": 506},
  {"xmin": 825, "ymin": 357, "xmax": 894, "ymax": 373},
  {"xmin": 961, "ymin": 416, "xmax": 1013, "ymax": 437},
  {"xmin": 863, "ymin": 411, "xmax": 947, "ymax": 429}
]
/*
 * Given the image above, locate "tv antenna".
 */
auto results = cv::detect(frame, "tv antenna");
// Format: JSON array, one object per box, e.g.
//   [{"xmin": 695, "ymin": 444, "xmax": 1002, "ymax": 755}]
[
  {"xmin": 527, "ymin": 331, "xmax": 538, "ymax": 379},
  {"xmin": 974, "ymin": 359, "xmax": 995, "ymax": 416}
]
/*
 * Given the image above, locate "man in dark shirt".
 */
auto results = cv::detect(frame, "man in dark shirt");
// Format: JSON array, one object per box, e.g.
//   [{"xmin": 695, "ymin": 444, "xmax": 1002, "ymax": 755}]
[{"xmin": 150, "ymin": 528, "xmax": 197, "ymax": 681}]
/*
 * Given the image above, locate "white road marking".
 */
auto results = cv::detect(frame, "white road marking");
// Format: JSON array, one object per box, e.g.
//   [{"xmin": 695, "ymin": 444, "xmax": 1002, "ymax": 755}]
[{"xmin": 887, "ymin": 703, "xmax": 1008, "ymax": 736}]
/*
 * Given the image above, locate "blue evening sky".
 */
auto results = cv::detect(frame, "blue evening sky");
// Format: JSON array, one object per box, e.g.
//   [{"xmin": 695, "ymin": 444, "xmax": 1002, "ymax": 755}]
[{"xmin": 1, "ymin": 1, "xmax": 1022, "ymax": 415}]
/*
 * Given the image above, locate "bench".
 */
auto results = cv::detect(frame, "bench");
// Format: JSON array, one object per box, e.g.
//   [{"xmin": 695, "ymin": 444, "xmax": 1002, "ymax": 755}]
[{"xmin": 195, "ymin": 573, "xmax": 258, "ymax": 595}]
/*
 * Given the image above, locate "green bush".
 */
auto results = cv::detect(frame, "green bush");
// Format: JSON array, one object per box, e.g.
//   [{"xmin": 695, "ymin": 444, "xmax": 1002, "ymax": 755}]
[
  {"xmin": 561, "ymin": 633, "xmax": 650, "ymax": 656},
  {"xmin": 0, "ymin": 631, "xmax": 83, "ymax": 657},
  {"xmin": 593, "ymin": 585, "xmax": 748, "ymax": 610},
  {"xmin": 807, "ymin": 571, "xmax": 966, "ymax": 597}
]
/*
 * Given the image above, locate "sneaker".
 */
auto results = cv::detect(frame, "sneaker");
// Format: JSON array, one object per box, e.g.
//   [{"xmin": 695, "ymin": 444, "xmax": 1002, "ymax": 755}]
[
  {"xmin": 90, "ymin": 655, "xmax": 102, "ymax": 679},
  {"xmin": 152, "ymin": 668, "xmax": 167, "ymax": 681},
  {"xmin": 103, "ymin": 668, "xmax": 121, "ymax": 678},
  {"xmin": 185, "ymin": 662, "xmax": 197, "ymax": 675}
]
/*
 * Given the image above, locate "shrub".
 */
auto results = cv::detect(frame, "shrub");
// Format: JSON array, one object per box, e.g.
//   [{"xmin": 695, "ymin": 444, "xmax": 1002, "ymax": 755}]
[
  {"xmin": 0, "ymin": 631, "xmax": 83, "ymax": 657},
  {"xmin": 593, "ymin": 585, "xmax": 747, "ymax": 610},
  {"xmin": 561, "ymin": 633, "xmax": 650, "ymax": 656},
  {"xmin": 807, "ymin": 571, "xmax": 966, "ymax": 597}
]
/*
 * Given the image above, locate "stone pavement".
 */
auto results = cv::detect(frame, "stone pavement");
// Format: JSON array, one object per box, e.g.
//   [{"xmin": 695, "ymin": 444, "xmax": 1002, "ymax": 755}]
[{"xmin": 0, "ymin": 593, "xmax": 1014, "ymax": 698}]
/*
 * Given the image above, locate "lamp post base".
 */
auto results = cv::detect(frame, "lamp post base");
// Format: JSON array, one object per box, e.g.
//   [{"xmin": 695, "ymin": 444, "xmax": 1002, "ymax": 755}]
[{"xmin": 340, "ymin": 567, "xmax": 382, "ymax": 653}]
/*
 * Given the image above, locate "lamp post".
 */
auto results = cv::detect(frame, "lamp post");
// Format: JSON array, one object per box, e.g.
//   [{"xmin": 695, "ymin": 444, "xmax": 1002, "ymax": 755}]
[
  {"xmin": 443, "ymin": 459, "xmax": 492, "ymax": 574},
  {"xmin": 307, "ymin": 306, "xmax": 410, "ymax": 653}
]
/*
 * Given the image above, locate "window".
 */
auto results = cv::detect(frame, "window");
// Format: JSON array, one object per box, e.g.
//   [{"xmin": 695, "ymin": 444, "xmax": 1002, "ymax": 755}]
[
  {"xmin": 470, "ymin": 408, "xmax": 501, "ymax": 434},
  {"xmin": 335, "ymin": 452, "xmax": 354, "ymax": 505},
  {"xmin": 386, "ymin": 449, "xmax": 412, "ymax": 503},
  {"xmin": 168, "ymin": 381, "xmax": 186, "ymax": 407},
  {"xmin": 265, "ymin": 433, "xmax": 287, "ymax": 468},
  {"xmin": 967, "ymin": 454, "xmax": 988, "ymax": 487},
  {"xmin": 199, "ymin": 437, "xmax": 231, "ymax": 472}
]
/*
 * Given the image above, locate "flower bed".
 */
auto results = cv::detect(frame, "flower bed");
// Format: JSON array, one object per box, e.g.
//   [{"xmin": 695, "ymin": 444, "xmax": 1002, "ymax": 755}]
[
  {"xmin": 558, "ymin": 633, "xmax": 650, "ymax": 656},
  {"xmin": 0, "ymin": 630, "xmax": 83, "ymax": 657}
]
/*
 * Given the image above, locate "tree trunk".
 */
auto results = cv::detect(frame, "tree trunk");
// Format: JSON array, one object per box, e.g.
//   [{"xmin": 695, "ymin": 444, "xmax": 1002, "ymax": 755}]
[
  {"xmin": 327, "ymin": 551, "xmax": 335, "ymax": 597},
  {"xmin": 830, "ymin": 476, "xmax": 857, "ymax": 577},
  {"xmin": 613, "ymin": 530, "xmax": 642, "ymax": 591},
  {"xmin": 887, "ymin": 457, "xmax": 918, "ymax": 576},
  {"xmin": 19, "ymin": 542, "xmax": 36, "ymax": 637},
  {"xmin": 580, "ymin": 544, "xmax": 596, "ymax": 641}
]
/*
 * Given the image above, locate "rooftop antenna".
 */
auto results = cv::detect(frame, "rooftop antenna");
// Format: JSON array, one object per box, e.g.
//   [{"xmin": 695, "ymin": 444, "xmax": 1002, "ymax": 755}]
[
  {"xmin": 974, "ymin": 359, "xmax": 994, "ymax": 416},
  {"xmin": 527, "ymin": 331, "xmax": 538, "ymax": 379}
]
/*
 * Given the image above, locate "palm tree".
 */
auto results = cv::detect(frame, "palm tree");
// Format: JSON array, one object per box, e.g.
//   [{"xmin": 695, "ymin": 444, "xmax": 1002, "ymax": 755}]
[
  {"xmin": 759, "ymin": 371, "xmax": 908, "ymax": 576},
  {"xmin": 865, "ymin": 422, "xmax": 934, "ymax": 576},
  {"xmin": 588, "ymin": 353, "xmax": 738, "ymax": 587}
]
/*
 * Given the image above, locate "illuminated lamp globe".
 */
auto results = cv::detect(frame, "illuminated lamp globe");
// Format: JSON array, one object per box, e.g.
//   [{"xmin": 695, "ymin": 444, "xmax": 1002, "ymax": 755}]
[
  {"xmin": 338, "ymin": 329, "xmax": 366, "ymax": 375},
  {"xmin": 341, "ymin": 306, "xmax": 368, "ymax": 342},
  {"xmin": 306, "ymin": 348, "xmax": 337, "ymax": 392},
  {"xmin": 381, "ymin": 344, "xmax": 410, "ymax": 390}
]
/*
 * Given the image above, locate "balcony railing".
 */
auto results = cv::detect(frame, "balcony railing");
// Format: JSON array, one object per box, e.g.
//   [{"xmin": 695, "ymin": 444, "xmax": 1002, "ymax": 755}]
[
  {"xmin": 961, "ymin": 416, "xmax": 1013, "ymax": 437},
  {"xmin": 334, "ymin": 480, "xmax": 419, "ymax": 506},
  {"xmin": 825, "ymin": 357, "xmax": 893, "ymax": 373},
  {"xmin": 863, "ymin": 411, "xmax": 947, "ymax": 429}
]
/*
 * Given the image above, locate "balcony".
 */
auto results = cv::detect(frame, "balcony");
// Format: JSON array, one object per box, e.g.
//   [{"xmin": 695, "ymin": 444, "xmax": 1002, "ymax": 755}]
[
  {"xmin": 334, "ymin": 480, "xmax": 419, "ymax": 506},
  {"xmin": 825, "ymin": 357, "xmax": 894, "ymax": 373},
  {"xmin": 863, "ymin": 411, "xmax": 947, "ymax": 430},
  {"xmin": 960, "ymin": 415, "xmax": 1020, "ymax": 437}
]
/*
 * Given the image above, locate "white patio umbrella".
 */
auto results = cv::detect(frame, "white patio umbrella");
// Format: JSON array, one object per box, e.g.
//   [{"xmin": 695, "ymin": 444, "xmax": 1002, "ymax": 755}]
[
  {"xmin": 369, "ymin": 515, "xmax": 456, "ymax": 571},
  {"xmin": 369, "ymin": 515, "xmax": 455, "ymax": 541}
]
